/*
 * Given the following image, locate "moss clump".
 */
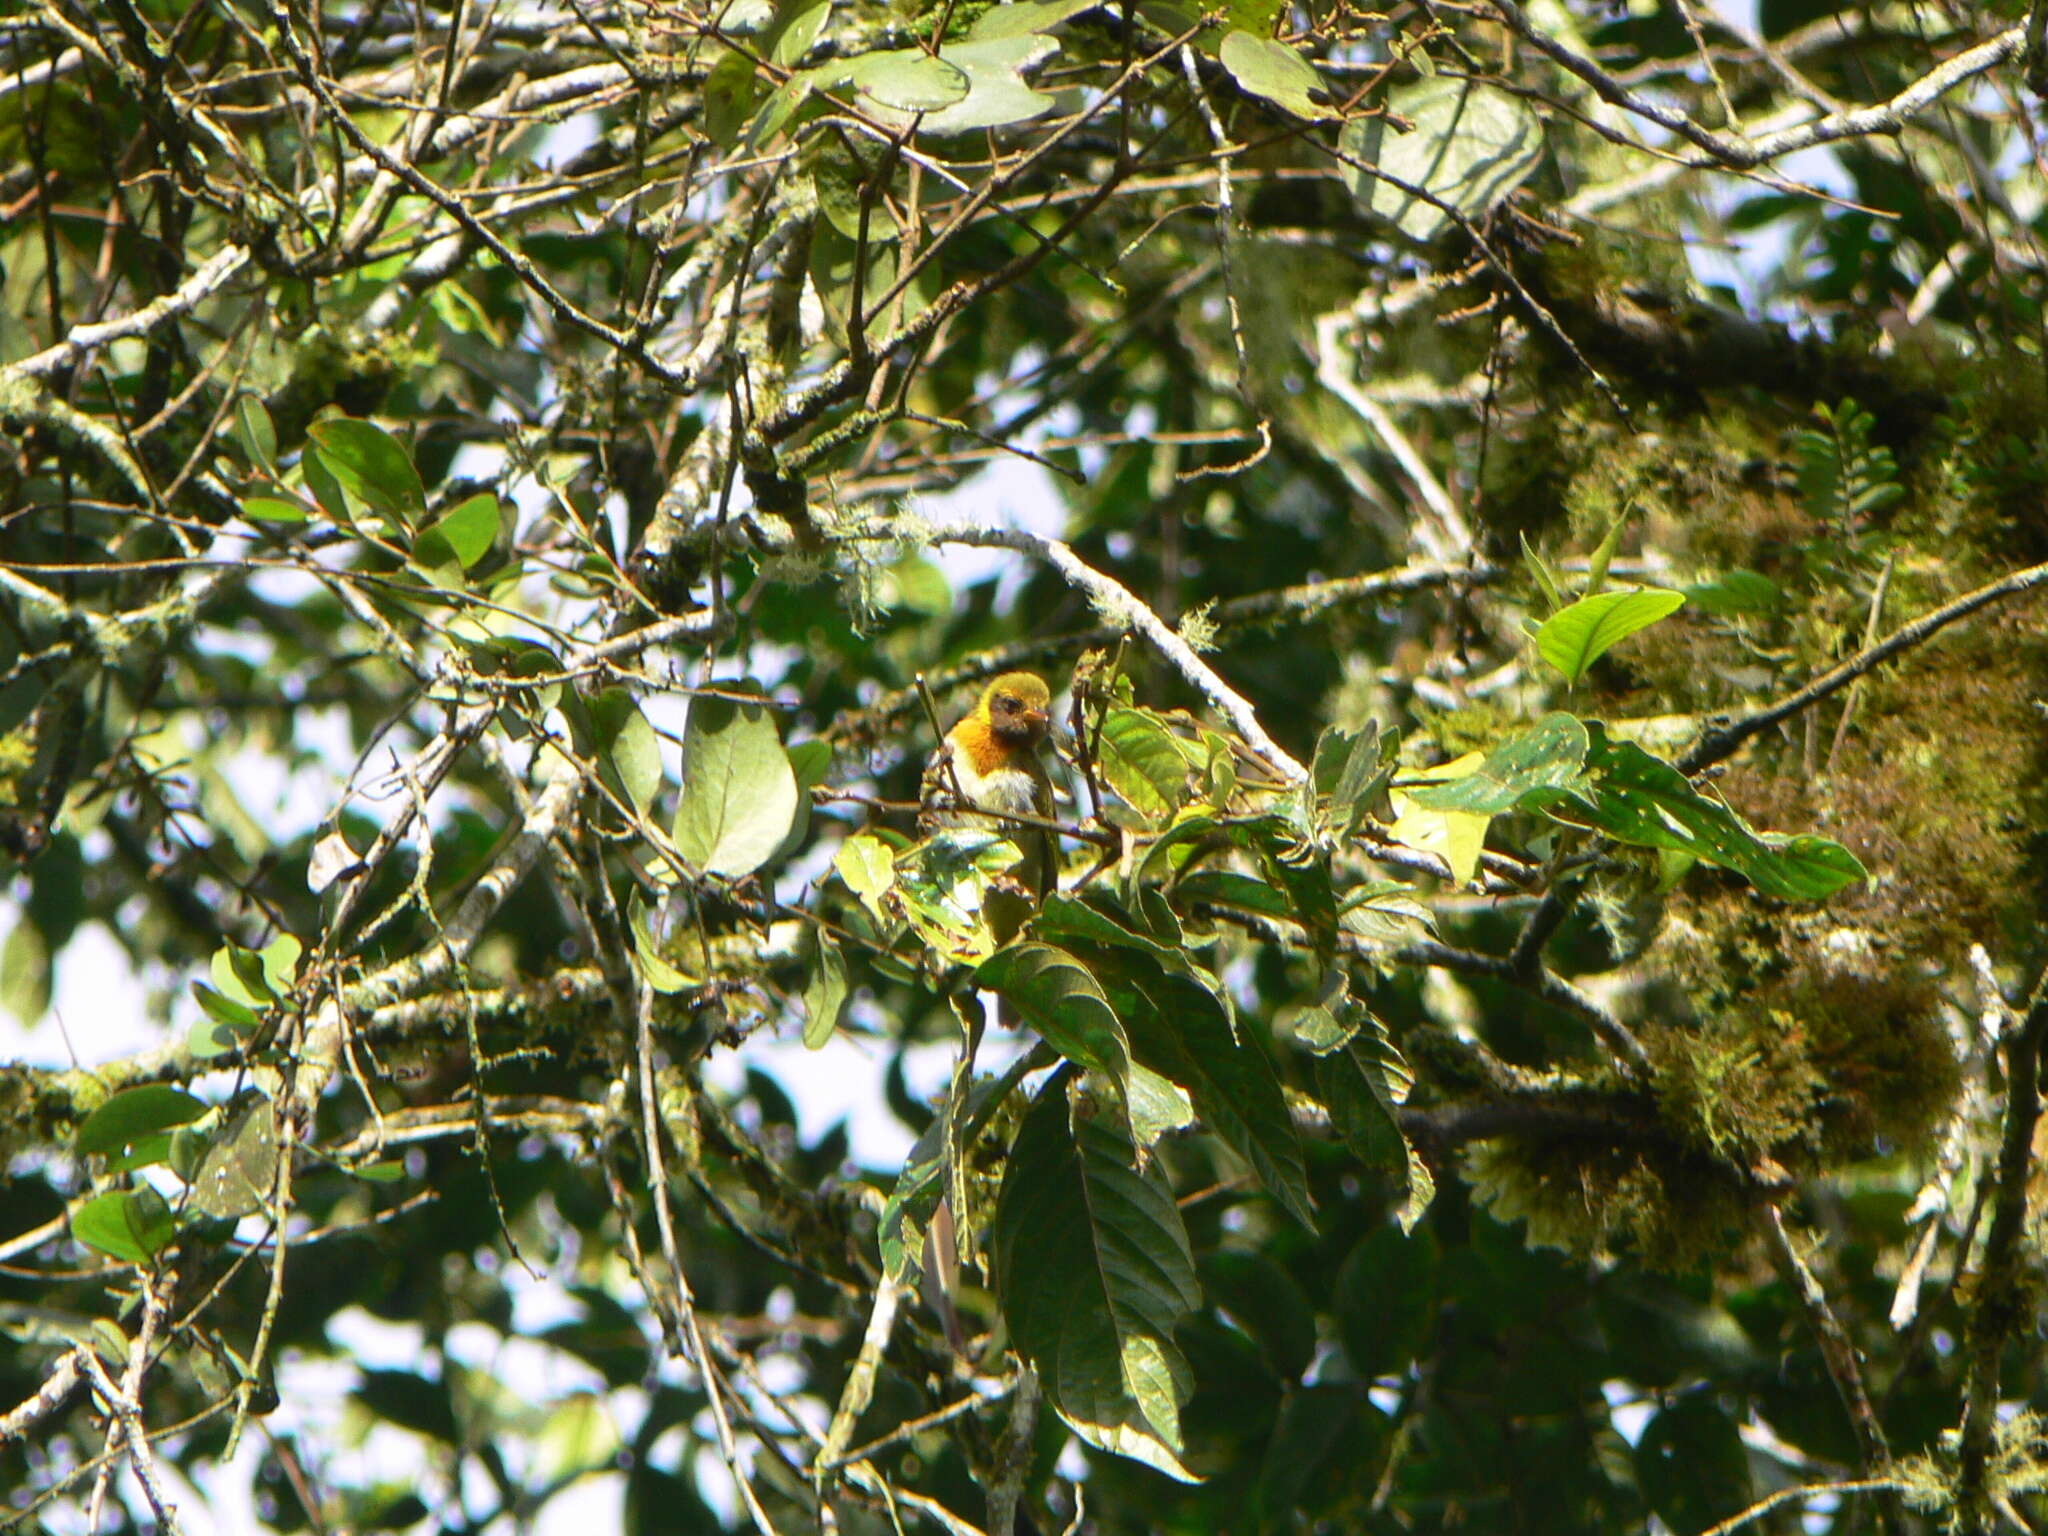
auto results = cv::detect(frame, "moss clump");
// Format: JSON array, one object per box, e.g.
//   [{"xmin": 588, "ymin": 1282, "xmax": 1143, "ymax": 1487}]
[
  {"xmin": 1648, "ymin": 1009, "xmax": 1823, "ymax": 1167},
  {"xmin": 1724, "ymin": 608, "xmax": 2048, "ymax": 961},
  {"xmin": 1463, "ymin": 1133, "xmax": 1752, "ymax": 1272},
  {"xmin": 1646, "ymin": 894, "xmax": 1960, "ymax": 1163}
]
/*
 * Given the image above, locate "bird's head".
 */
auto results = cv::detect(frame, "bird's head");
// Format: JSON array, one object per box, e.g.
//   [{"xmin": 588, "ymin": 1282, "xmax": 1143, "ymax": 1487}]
[{"xmin": 976, "ymin": 672, "xmax": 1052, "ymax": 748}]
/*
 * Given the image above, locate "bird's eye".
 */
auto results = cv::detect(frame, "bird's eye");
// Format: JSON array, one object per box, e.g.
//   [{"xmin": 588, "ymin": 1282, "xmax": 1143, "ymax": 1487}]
[{"xmin": 997, "ymin": 696, "xmax": 1016, "ymax": 712}]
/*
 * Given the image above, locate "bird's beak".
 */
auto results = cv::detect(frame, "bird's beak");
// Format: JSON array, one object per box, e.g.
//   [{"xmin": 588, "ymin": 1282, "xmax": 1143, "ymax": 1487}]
[{"xmin": 1023, "ymin": 708, "xmax": 1049, "ymax": 729}]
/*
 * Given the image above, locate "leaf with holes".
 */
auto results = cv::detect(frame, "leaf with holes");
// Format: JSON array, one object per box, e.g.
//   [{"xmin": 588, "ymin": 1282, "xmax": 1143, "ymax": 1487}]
[{"xmin": 1408, "ymin": 713, "xmax": 1590, "ymax": 814}]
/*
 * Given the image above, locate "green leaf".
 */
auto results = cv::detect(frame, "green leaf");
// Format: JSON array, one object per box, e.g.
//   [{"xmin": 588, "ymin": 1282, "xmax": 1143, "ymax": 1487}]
[
  {"xmin": 304, "ymin": 417, "xmax": 426, "ymax": 528},
  {"xmin": 1098, "ymin": 706, "xmax": 1189, "ymax": 822},
  {"xmin": 906, "ymin": 35, "xmax": 1059, "ymax": 134},
  {"xmin": 1407, "ymin": 713, "xmax": 1589, "ymax": 814},
  {"xmin": 241, "ymin": 495, "xmax": 313, "ymax": 525},
  {"xmin": 1547, "ymin": 736, "xmax": 1867, "ymax": 901},
  {"xmin": 674, "ymin": 694, "xmax": 797, "ymax": 878},
  {"xmin": 1097, "ymin": 950, "xmax": 1313, "ymax": 1228},
  {"xmin": 967, "ymin": 0, "xmax": 1095, "ymax": 39},
  {"xmin": 76, "ymin": 1086, "xmax": 208, "ymax": 1156},
  {"xmin": 583, "ymin": 689, "xmax": 664, "ymax": 816},
  {"xmin": 1171, "ymin": 868, "xmax": 1295, "ymax": 921},
  {"xmin": 746, "ymin": 71, "xmax": 815, "ymax": 149},
  {"xmin": 1521, "ymin": 531, "xmax": 1565, "ymax": 616},
  {"xmin": 1341, "ymin": 77, "xmax": 1544, "ymax": 243},
  {"xmin": 800, "ymin": 931, "xmax": 849, "ymax": 1048},
  {"xmin": 415, "ymin": 492, "xmax": 502, "ymax": 575},
  {"xmin": 702, "ymin": 49, "xmax": 762, "ymax": 146},
  {"xmin": 629, "ymin": 889, "xmax": 697, "ymax": 994},
  {"xmin": 1314, "ymin": 1024, "xmax": 1432, "ymax": 1231},
  {"xmin": 2, "ymin": 922, "xmax": 51, "ymax": 1025},
  {"xmin": 1583, "ymin": 503, "xmax": 1635, "ymax": 600},
  {"xmin": 1684, "ymin": 569, "xmax": 1781, "ymax": 617},
  {"xmin": 771, "ymin": 0, "xmax": 830, "ymax": 65},
  {"xmin": 72, "ymin": 1188, "xmax": 177, "ymax": 1264},
  {"xmin": 1201, "ymin": 1250, "xmax": 1317, "ymax": 1381},
  {"xmin": 1325, "ymin": 719, "xmax": 1397, "ymax": 838},
  {"xmin": 187, "ymin": 1096, "xmax": 280, "ymax": 1220},
  {"xmin": 845, "ymin": 48, "xmax": 971, "ymax": 110},
  {"xmin": 976, "ymin": 942, "xmax": 1134, "ymax": 1094},
  {"xmin": 234, "ymin": 394, "xmax": 278, "ymax": 478},
  {"xmin": 776, "ymin": 737, "xmax": 832, "ymax": 862},
  {"xmin": 189, "ymin": 983, "xmax": 261, "ymax": 1057},
  {"xmin": 1534, "ymin": 588, "xmax": 1687, "ymax": 685},
  {"xmin": 1127, "ymin": 1062, "xmax": 1197, "ymax": 1149},
  {"xmin": 1218, "ymin": 31, "xmax": 1329, "ymax": 119},
  {"xmin": 992, "ymin": 1075, "xmax": 1201, "ymax": 1482},
  {"xmin": 1031, "ymin": 890, "xmax": 1232, "ymax": 1019},
  {"xmin": 834, "ymin": 832, "xmax": 897, "ymax": 922},
  {"xmin": 896, "ymin": 830, "xmax": 1022, "ymax": 962},
  {"xmin": 1636, "ymin": 1395, "xmax": 1752, "ymax": 1536},
  {"xmin": 259, "ymin": 934, "xmax": 302, "ymax": 994},
  {"xmin": 1334, "ymin": 1222, "xmax": 1438, "ymax": 1378}
]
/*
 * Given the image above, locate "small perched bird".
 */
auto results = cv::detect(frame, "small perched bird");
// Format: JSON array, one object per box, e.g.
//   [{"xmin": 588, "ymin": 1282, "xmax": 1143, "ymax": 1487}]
[{"xmin": 918, "ymin": 671, "xmax": 1057, "ymax": 910}]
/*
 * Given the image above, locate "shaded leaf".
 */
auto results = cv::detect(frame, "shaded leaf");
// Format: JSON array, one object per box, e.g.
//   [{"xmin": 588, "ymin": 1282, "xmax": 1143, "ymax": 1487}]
[
  {"xmin": 305, "ymin": 417, "xmax": 426, "ymax": 528},
  {"xmin": 1341, "ymin": 77, "xmax": 1543, "ymax": 242},
  {"xmin": 76, "ymin": 1087, "xmax": 207, "ymax": 1157},
  {"xmin": 1684, "ymin": 569, "xmax": 1781, "ymax": 617},
  {"xmin": 977, "ymin": 941, "xmax": 1134, "ymax": 1094},
  {"xmin": 992, "ymin": 1075, "xmax": 1201, "ymax": 1481},
  {"xmin": 188, "ymin": 1096, "xmax": 279, "ymax": 1220},
  {"xmin": 800, "ymin": 930, "xmax": 849, "ymax": 1048},
  {"xmin": 1314, "ymin": 1023, "xmax": 1432, "ymax": 1231},
  {"xmin": 1101, "ymin": 952, "xmax": 1313, "ymax": 1228}
]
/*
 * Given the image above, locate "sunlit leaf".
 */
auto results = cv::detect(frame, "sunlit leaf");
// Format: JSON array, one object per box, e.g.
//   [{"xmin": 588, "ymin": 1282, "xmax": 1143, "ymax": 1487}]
[
  {"xmin": 1219, "ymin": 31, "xmax": 1329, "ymax": 119},
  {"xmin": 1542, "ymin": 735, "xmax": 1867, "ymax": 900},
  {"xmin": 1407, "ymin": 712, "xmax": 1589, "ymax": 814},
  {"xmin": 675, "ymin": 693, "xmax": 797, "ymax": 878},
  {"xmin": 72, "ymin": 1188, "xmax": 177, "ymax": 1264},
  {"xmin": 1535, "ymin": 589, "xmax": 1687, "ymax": 685}
]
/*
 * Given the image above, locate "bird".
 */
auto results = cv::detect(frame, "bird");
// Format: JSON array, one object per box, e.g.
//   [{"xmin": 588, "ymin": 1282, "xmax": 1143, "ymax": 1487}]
[{"xmin": 918, "ymin": 670, "xmax": 1057, "ymax": 924}]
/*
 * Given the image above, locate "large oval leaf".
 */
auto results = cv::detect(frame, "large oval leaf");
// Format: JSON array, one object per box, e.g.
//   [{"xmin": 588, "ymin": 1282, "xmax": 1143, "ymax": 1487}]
[
  {"xmin": 76, "ymin": 1086, "xmax": 208, "ymax": 1157},
  {"xmin": 1341, "ymin": 77, "xmax": 1544, "ymax": 243},
  {"xmin": 674, "ymin": 694, "xmax": 798, "ymax": 879},
  {"xmin": 1219, "ymin": 31, "xmax": 1329, "ymax": 120}
]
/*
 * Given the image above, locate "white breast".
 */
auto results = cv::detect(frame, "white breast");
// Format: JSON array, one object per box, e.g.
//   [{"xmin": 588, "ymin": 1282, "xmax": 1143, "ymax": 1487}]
[{"xmin": 955, "ymin": 758, "xmax": 1042, "ymax": 817}]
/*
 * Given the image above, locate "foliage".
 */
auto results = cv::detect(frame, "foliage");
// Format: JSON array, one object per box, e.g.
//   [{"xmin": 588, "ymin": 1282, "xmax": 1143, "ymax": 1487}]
[{"xmin": 6, "ymin": 0, "xmax": 2048, "ymax": 1533}]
